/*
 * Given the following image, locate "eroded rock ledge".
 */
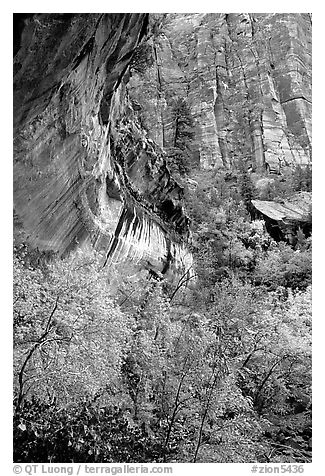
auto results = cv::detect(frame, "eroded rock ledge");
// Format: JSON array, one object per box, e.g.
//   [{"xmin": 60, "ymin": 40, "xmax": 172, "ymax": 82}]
[
  {"xmin": 13, "ymin": 14, "xmax": 192, "ymax": 277},
  {"xmin": 252, "ymin": 192, "xmax": 312, "ymax": 243}
]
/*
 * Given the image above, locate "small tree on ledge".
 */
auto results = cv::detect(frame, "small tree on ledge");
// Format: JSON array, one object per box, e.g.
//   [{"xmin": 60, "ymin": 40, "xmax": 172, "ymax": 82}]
[{"xmin": 170, "ymin": 98, "xmax": 195, "ymax": 174}]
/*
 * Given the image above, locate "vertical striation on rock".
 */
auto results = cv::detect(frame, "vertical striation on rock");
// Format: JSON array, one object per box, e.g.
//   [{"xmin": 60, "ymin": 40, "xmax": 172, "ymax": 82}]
[
  {"xmin": 128, "ymin": 13, "xmax": 311, "ymax": 172},
  {"xmin": 13, "ymin": 13, "xmax": 193, "ymax": 278},
  {"xmin": 13, "ymin": 13, "xmax": 312, "ymax": 278}
]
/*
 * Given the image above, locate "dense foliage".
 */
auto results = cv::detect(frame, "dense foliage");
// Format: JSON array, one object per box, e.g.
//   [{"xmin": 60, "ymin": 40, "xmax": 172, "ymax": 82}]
[
  {"xmin": 129, "ymin": 42, "xmax": 155, "ymax": 75},
  {"xmin": 13, "ymin": 163, "xmax": 312, "ymax": 463},
  {"xmin": 12, "ymin": 12, "xmax": 312, "ymax": 465}
]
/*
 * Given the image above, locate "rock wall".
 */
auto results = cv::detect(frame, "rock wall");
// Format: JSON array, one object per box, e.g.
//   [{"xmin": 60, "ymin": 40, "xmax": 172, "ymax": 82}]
[
  {"xmin": 128, "ymin": 13, "xmax": 312, "ymax": 171},
  {"xmin": 13, "ymin": 14, "xmax": 193, "ymax": 277},
  {"xmin": 13, "ymin": 13, "xmax": 312, "ymax": 277}
]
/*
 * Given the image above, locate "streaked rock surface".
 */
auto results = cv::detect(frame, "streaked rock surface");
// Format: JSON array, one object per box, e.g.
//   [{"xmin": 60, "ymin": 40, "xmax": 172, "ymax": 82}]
[
  {"xmin": 128, "ymin": 13, "xmax": 312, "ymax": 171},
  {"xmin": 13, "ymin": 14, "xmax": 193, "ymax": 277}
]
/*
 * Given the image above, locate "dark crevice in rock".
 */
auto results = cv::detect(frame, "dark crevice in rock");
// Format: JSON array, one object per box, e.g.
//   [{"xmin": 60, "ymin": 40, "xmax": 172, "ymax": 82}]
[
  {"xmin": 138, "ymin": 13, "xmax": 150, "ymax": 42},
  {"xmin": 13, "ymin": 13, "xmax": 34, "ymax": 57},
  {"xmin": 72, "ymin": 36, "xmax": 95, "ymax": 71},
  {"xmin": 161, "ymin": 239, "xmax": 172, "ymax": 275},
  {"xmin": 281, "ymin": 96, "xmax": 312, "ymax": 105},
  {"xmin": 214, "ymin": 65, "xmax": 230, "ymax": 168}
]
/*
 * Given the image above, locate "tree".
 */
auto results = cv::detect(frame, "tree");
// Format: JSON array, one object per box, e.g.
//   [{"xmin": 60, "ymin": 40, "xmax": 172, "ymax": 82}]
[
  {"xmin": 238, "ymin": 161, "xmax": 257, "ymax": 216},
  {"xmin": 172, "ymin": 99, "xmax": 194, "ymax": 148},
  {"xmin": 13, "ymin": 166, "xmax": 312, "ymax": 463},
  {"xmin": 253, "ymin": 242, "xmax": 312, "ymax": 291},
  {"xmin": 291, "ymin": 164, "xmax": 312, "ymax": 192},
  {"xmin": 169, "ymin": 98, "xmax": 195, "ymax": 174},
  {"xmin": 129, "ymin": 41, "xmax": 154, "ymax": 75},
  {"xmin": 14, "ymin": 246, "xmax": 132, "ymax": 411}
]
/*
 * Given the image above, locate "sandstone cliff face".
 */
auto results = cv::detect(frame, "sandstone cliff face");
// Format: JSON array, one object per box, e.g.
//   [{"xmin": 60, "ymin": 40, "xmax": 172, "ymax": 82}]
[
  {"xmin": 128, "ymin": 13, "xmax": 312, "ymax": 171},
  {"xmin": 13, "ymin": 13, "xmax": 312, "ymax": 276},
  {"xmin": 13, "ymin": 14, "xmax": 192, "ymax": 277}
]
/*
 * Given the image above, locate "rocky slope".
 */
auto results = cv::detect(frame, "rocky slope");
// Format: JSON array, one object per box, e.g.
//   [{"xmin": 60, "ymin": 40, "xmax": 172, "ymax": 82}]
[
  {"xmin": 128, "ymin": 13, "xmax": 312, "ymax": 172},
  {"xmin": 13, "ymin": 14, "xmax": 193, "ymax": 277}
]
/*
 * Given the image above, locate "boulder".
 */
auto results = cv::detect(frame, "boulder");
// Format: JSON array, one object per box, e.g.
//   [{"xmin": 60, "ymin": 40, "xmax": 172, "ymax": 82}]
[{"xmin": 251, "ymin": 192, "xmax": 312, "ymax": 243}]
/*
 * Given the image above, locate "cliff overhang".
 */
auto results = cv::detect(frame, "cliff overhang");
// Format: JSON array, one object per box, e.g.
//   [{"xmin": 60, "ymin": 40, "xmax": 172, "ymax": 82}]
[
  {"xmin": 13, "ymin": 13, "xmax": 192, "ymax": 277},
  {"xmin": 251, "ymin": 192, "xmax": 312, "ymax": 244}
]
